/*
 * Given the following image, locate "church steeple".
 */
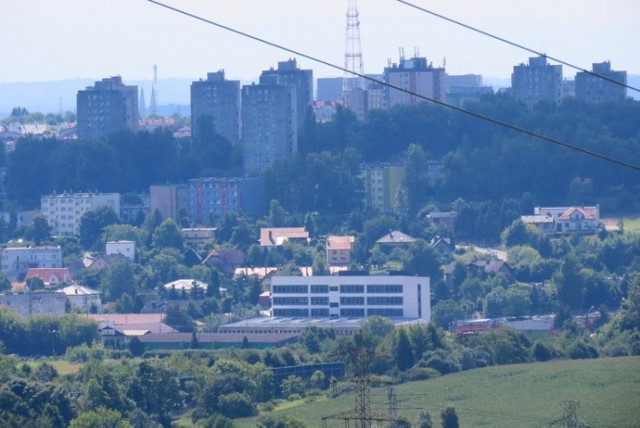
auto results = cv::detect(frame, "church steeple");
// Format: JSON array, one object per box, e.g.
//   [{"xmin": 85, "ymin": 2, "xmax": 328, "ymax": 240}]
[{"xmin": 139, "ymin": 86, "xmax": 147, "ymax": 118}]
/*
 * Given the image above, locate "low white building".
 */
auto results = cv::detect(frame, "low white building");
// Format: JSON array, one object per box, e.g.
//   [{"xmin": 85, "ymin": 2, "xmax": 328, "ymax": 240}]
[
  {"xmin": 271, "ymin": 274, "xmax": 430, "ymax": 320},
  {"xmin": 58, "ymin": 285, "xmax": 102, "ymax": 309},
  {"xmin": 106, "ymin": 240, "xmax": 135, "ymax": 261},
  {"xmin": 0, "ymin": 246, "xmax": 62, "ymax": 279}
]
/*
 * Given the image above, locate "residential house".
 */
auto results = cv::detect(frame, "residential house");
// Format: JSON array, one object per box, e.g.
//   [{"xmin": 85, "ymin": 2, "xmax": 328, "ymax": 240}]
[
  {"xmin": 57, "ymin": 285, "xmax": 102, "ymax": 309},
  {"xmin": 326, "ymin": 235, "xmax": 355, "ymax": 266},
  {"xmin": 1, "ymin": 246, "xmax": 62, "ymax": 280},
  {"xmin": 376, "ymin": 230, "xmax": 416, "ymax": 247},
  {"xmin": 202, "ymin": 248, "xmax": 244, "ymax": 276},
  {"xmin": 427, "ymin": 211, "xmax": 458, "ymax": 231},
  {"xmin": 182, "ymin": 228, "xmax": 216, "ymax": 246},
  {"xmin": 522, "ymin": 206, "xmax": 601, "ymax": 234},
  {"xmin": 430, "ymin": 235, "xmax": 454, "ymax": 264},
  {"xmin": 259, "ymin": 227, "xmax": 309, "ymax": 248},
  {"xmin": 25, "ymin": 268, "xmax": 72, "ymax": 287},
  {"xmin": 106, "ymin": 240, "xmax": 135, "ymax": 261}
]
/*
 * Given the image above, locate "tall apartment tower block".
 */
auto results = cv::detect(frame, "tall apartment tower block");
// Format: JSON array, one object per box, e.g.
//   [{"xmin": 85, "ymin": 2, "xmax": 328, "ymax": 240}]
[
  {"xmin": 190, "ymin": 71, "xmax": 241, "ymax": 144},
  {"xmin": 242, "ymin": 75, "xmax": 297, "ymax": 174},
  {"xmin": 77, "ymin": 76, "xmax": 139, "ymax": 140},
  {"xmin": 575, "ymin": 61, "xmax": 627, "ymax": 103},
  {"xmin": 383, "ymin": 55, "xmax": 446, "ymax": 109},
  {"xmin": 260, "ymin": 59, "xmax": 313, "ymax": 126},
  {"xmin": 511, "ymin": 55, "xmax": 562, "ymax": 107}
]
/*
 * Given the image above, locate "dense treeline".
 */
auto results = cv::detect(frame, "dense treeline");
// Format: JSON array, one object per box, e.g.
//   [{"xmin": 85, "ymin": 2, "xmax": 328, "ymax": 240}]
[{"xmin": 4, "ymin": 95, "xmax": 639, "ymax": 215}]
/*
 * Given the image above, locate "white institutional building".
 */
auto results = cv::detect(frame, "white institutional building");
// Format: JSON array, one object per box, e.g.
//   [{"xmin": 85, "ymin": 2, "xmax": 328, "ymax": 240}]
[
  {"xmin": 270, "ymin": 274, "xmax": 430, "ymax": 320},
  {"xmin": 41, "ymin": 192, "xmax": 120, "ymax": 236}
]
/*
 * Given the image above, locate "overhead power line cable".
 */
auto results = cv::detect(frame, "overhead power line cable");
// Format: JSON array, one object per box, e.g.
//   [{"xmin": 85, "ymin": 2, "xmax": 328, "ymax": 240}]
[
  {"xmin": 146, "ymin": 0, "xmax": 640, "ymax": 173},
  {"xmin": 396, "ymin": 0, "xmax": 639, "ymax": 94}
]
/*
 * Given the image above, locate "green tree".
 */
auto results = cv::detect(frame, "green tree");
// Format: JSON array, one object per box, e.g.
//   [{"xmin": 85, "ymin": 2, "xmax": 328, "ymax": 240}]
[
  {"xmin": 163, "ymin": 304, "xmax": 194, "ymax": 332},
  {"xmin": 217, "ymin": 392, "xmax": 257, "ymax": 418},
  {"xmin": 441, "ymin": 407, "xmax": 459, "ymax": 428},
  {"xmin": 127, "ymin": 360, "xmax": 180, "ymax": 425},
  {"xmin": 101, "ymin": 257, "xmax": 136, "ymax": 301},
  {"xmin": 501, "ymin": 219, "xmax": 541, "ymax": 248},
  {"xmin": 0, "ymin": 272, "xmax": 11, "ymax": 292},
  {"xmin": 404, "ymin": 144, "xmax": 430, "ymax": 214},
  {"xmin": 280, "ymin": 375, "xmax": 306, "ymax": 398},
  {"xmin": 268, "ymin": 199, "xmax": 287, "ymax": 227},
  {"xmin": 395, "ymin": 328, "xmax": 415, "ymax": 371},
  {"xmin": 70, "ymin": 407, "xmax": 131, "ymax": 428},
  {"xmin": 79, "ymin": 206, "xmax": 120, "ymax": 250},
  {"xmin": 151, "ymin": 219, "xmax": 184, "ymax": 250},
  {"xmin": 404, "ymin": 239, "xmax": 442, "ymax": 278},
  {"xmin": 26, "ymin": 215, "xmax": 52, "ymax": 245}
]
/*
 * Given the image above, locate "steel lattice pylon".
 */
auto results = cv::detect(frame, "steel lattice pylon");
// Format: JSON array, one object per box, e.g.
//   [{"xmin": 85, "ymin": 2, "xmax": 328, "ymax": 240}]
[{"xmin": 343, "ymin": 0, "xmax": 365, "ymax": 93}]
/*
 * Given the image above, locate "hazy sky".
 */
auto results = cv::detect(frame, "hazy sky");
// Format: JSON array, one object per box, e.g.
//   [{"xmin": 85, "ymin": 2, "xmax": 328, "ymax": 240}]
[{"xmin": 1, "ymin": 0, "xmax": 639, "ymax": 83}]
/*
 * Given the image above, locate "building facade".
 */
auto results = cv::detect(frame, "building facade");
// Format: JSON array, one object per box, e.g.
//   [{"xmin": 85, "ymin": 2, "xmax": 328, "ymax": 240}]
[
  {"xmin": 575, "ymin": 61, "xmax": 627, "ymax": 103},
  {"xmin": 0, "ymin": 246, "xmax": 62, "ymax": 279},
  {"xmin": 260, "ymin": 59, "xmax": 313, "ymax": 125},
  {"xmin": 360, "ymin": 163, "xmax": 406, "ymax": 213},
  {"xmin": 106, "ymin": 240, "xmax": 136, "ymax": 261},
  {"xmin": 77, "ymin": 76, "xmax": 139, "ymax": 140},
  {"xmin": 190, "ymin": 70, "xmax": 241, "ymax": 144},
  {"xmin": 511, "ymin": 55, "xmax": 562, "ymax": 107},
  {"xmin": 326, "ymin": 236, "xmax": 355, "ymax": 266},
  {"xmin": 270, "ymin": 274, "xmax": 430, "ymax": 320},
  {"xmin": 149, "ymin": 184, "xmax": 189, "ymax": 221},
  {"xmin": 384, "ymin": 55, "xmax": 446, "ymax": 108},
  {"xmin": 0, "ymin": 292, "xmax": 68, "ymax": 317},
  {"xmin": 242, "ymin": 76, "xmax": 297, "ymax": 173},
  {"xmin": 188, "ymin": 176, "xmax": 264, "ymax": 223},
  {"xmin": 41, "ymin": 192, "xmax": 120, "ymax": 236}
]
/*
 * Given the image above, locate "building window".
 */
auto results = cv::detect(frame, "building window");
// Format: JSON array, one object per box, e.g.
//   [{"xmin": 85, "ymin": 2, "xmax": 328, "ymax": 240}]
[
  {"xmin": 340, "ymin": 296, "xmax": 364, "ymax": 306},
  {"xmin": 273, "ymin": 297, "xmax": 308, "ymax": 305},
  {"xmin": 367, "ymin": 296, "xmax": 403, "ymax": 305},
  {"xmin": 340, "ymin": 308, "xmax": 365, "ymax": 317},
  {"xmin": 340, "ymin": 284, "xmax": 364, "ymax": 294},
  {"xmin": 310, "ymin": 297, "xmax": 329, "ymax": 305},
  {"xmin": 366, "ymin": 284, "xmax": 403, "ymax": 294},
  {"xmin": 272, "ymin": 285, "xmax": 308, "ymax": 294},
  {"xmin": 273, "ymin": 308, "xmax": 309, "ymax": 317},
  {"xmin": 367, "ymin": 308, "xmax": 403, "ymax": 317},
  {"xmin": 310, "ymin": 284, "xmax": 329, "ymax": 294},
  {"xmin": 310, "ymin": 308, "xmax": 330, "ymax": 317}
]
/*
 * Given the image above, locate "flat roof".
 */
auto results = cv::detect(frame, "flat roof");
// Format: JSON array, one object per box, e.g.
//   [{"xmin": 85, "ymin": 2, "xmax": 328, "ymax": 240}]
[{"xmin": 219, "ymin": 317, "xmax": 427, "ymax": 330}]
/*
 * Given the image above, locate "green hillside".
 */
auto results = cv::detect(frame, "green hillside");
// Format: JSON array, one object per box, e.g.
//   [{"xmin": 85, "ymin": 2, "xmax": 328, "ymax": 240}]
[{"xmin": 236, "ymin": 357, "xmax": 640, "ymax": 428}]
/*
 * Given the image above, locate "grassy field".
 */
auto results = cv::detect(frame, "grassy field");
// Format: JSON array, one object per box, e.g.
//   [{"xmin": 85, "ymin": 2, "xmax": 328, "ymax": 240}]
[
  {"xmin": 23, "ymin": 359, "xmax": 84, "ymax": 376},
  {"xmin": 235, "ymin": 357, "xmax": 640, "ymax": 428},
  {"xmin": 622, "ymin": 217, "xmax": 640, "ymax": 233}
]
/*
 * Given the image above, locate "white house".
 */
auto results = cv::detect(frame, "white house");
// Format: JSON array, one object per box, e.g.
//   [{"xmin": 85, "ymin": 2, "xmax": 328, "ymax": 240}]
[
  {"xmin": 270, "ymin": 274, "xmax": 430, "ymax": 320},
  {"xmin": 0, "ymin": 246, "xmax": 62, "ymax": 279},
  {"xmin": 106, "ymin": 240, "xmax": 136, "ymax": 261},
  {"xmin": 58, "ymin": 285, "xmax": 102, "ymax": 309}
]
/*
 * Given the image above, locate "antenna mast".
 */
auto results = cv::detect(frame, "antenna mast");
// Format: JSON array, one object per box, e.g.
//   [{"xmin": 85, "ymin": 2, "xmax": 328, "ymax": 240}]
[{"xmin": 343, "ymin": 0, "xmax": 365, "ymax": 93}]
